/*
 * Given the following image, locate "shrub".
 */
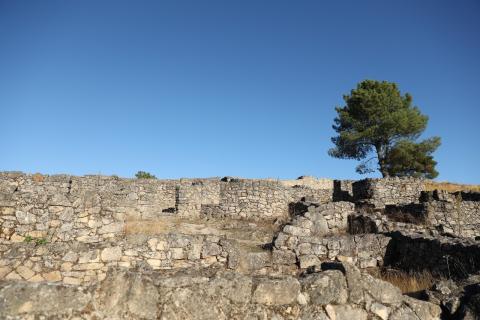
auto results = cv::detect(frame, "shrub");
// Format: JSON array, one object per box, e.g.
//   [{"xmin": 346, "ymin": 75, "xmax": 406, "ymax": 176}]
[
  {"xmin": 23, "ymin": 236, "xmax": 48, "ymax": 246},
  {"xmin": 135, "ymin": 171, "xmax": 156, "ymax": 179}
]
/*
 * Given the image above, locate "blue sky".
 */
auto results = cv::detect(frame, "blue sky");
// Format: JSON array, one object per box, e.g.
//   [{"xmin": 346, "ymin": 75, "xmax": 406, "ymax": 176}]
[{"xmin": 0, "ymin": 0, "xmax": 479, "ymax": 183}]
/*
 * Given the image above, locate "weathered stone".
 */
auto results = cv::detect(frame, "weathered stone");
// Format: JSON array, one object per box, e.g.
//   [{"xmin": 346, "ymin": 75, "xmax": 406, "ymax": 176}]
[
  {"xmin": 28, "ymin": 274, "xmax": 44, "ymax": 282},
  {"xmin": 5, "ymin": 271, "xmax": 22, "ymax": 280},
  {"xmin": 78, "ymin": 250, "xmax": 99, "ymax": 263},
  {"xmin": 16, "ymin": 266, "xmax": 35, "ymax": 280},
  {"xmin": 98, "ymin": 222, "xmax": 124, "ymax": 234},
  {"xmin": 302, "ymin": 270, "xmax": 348, "ymax": 305},
  {"xmin": 299, "ymin": 254, "xmax": 320, "ymax": 269},
  {"xmin": 325, "ymin": 304, "xmax": 368, "ymax": 320},
  {"xmin": 341, "ymin": 262, "xmax": 364, "ymax": 304},
  {"xmin": 161, "ymin": 287, "xmax": 225, "ymax": 320},
  {"xmin": 100, "ymin": 246, "xmax": 122, "ymax": 262},
  {"xmin": 95, "ymin": 270, "xmax": 159, "ymax": 319},
  {"xmin": 62, "ymin": 251, "xmax": 79, "ymax": 262},
  {"xmin": 15, "ymin": 211, "xmax": 36, "ymax": 224},
  {"xmin": 389, "ymin": 305, "xmax": 419, "ymax": 320},
  {"xmin": 147, "ymin": 238, "xmax": 158, "ymax": 251},
  {"xmin": 73, "ymin": 262, "xmax": 104, "ymax": 270},
  {"xmin": 272, "ymin": 249, "xmax": 296, "ymax": 265},
  {"xmin": 147, "ymin": 259, "xmax": 162, "ymax": 268},
  {"xmin": 0, "ymin": 281, "xmax": 90, "ymax": 317},
  {"xmin": 362, "ymin": 273, "xmax": 402, "ymax": 306},
  {"xmin": 205, "ymin": 271, "xmax": 253, "ymax": 304},
  {"xmin": 42, "ymin": 271, "xmax": 62, "ymax": 282},
  {"xmin": 0, "ymin": 266, "xmax": 12, "ymax": 278},
  {"xmin": 202, "ymin": 242, "xmax": 222, "ymax": 257},
  {"xmin": 240, "ymin": 251, "xmax": 271, "ymax": 272},
  {"xmin": 171, "ymin": 248, "xmax": 185, "ymax": 260},
  {"xmin": 252, "ymin": 277, "xmax": 300, "ymax": 305},
  {"xmin": 370, "ymin": 302, "xmax": 390, "ymax": 320},
  {"xmin": 63, "ymin": 277, "xmax": 82, "ymax": 285},
  {"xmin": 403, "ymin": 296, "xmax": 441, "ymax": 320}
]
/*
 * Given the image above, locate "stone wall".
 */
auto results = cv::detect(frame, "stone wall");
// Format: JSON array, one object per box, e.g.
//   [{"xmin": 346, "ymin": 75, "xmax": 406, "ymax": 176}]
[
  {"xmin": 2, "ymin": 171, "xmax": 479, "ymax": 319},
  {"xmin": 424, "ymin": 200, "xmax": 480, "ymax": 238},
  {"xmin": 216, "ymin": 179, "xmax": 332, "ymax": 220},
  {"xmin": 347, "ymin": 201, "xmax": 480, "ymax": 240},
  {"xmin": 175, "ymin": 179, "xmax": 221, "ymax": 217},
  {"xmin": 0, "ymin": 173, "xmax": 176, "ymax": 244},
  {"xmin": 272, "ymin": 201, "xmax": 392, "ymax": 269},
  {"xmin": 218, "ymin": 179, "xmax": 292, "ymax": 220},
  {"xmin": 353, "ymin": 177, "xmax": 425, "ymax": 208},
  {"xmin": 385, "ymin": 231, "xmax": 480, "ymax": 279},
  {"xmin": 0, "ymin": 173, "xmax": 336, "ymax": 244},
  {"xmin": 0, "ymin": 234, "xmax": 232, "ymax": 285}
]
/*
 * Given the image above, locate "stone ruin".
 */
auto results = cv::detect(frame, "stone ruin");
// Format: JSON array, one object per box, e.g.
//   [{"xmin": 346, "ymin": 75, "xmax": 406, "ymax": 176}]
[{"xmin": 0, "ymin": 172, "xmax": 479, "ymax": 319}]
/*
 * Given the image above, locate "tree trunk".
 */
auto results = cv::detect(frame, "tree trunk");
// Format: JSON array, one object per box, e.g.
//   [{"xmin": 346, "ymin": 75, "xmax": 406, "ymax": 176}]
[
  {"xmin": 380, "ymin": 166, "xmax": 389, "ymax": 178},
  {"xmin": 376, "ymin": 143, "xmax": 389, "ymax": 178}
]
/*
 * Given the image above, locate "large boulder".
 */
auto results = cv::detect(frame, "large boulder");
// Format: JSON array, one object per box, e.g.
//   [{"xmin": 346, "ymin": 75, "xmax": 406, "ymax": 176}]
[
  {"xmin": 252, "ymin": 277, "xmax": 301, "ymax": 305},
  {"xmin": 0, "ymin": 281, "xmax": 91, "ymax": 318},
  {"xmin": 301, "ymin": 270, "xmax": 348, "ymax": 305}
]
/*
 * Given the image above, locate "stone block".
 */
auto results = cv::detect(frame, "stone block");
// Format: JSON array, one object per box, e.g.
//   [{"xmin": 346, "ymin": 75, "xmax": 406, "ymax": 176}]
[
  {"xmin": 299, "ymin": 255, "xmax": 320, "ymax": 269},
  {"xmin": 43, "ymin": 271, "xmax": 62, "ymax": 282},
  {"xmin": 100, "ymin": 246, "xmax": 122, "ymax": 262},
  {"xmin": 252, "ymin": 277, "xmax": 300, "ymax": 305},
  {"xmin": 16, "ymin": 266, "xmax": 35, "ymax": 280}
]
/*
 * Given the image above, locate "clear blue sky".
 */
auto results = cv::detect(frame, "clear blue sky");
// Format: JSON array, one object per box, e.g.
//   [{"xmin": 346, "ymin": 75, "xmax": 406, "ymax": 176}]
[{"xmin": 1, "ymin": 1, "xmax": 479, "ymax": 183}]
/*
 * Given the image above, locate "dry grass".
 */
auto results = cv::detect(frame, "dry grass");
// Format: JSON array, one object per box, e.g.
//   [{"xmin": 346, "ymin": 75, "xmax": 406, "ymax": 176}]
[
  {"xmin": 370, "ymin": 269, "xmax": 436, "ymax": 294},
  {"xmin": 124, "ymin": 219, "xmax": 171, "ymax": 235},
  {"xmin": 424, "ymin": 181, "xmax": 480, "ymax": 193},
  {"xmin": 32, "ymin": 173, "xmax": 44, "ymax": 183}
]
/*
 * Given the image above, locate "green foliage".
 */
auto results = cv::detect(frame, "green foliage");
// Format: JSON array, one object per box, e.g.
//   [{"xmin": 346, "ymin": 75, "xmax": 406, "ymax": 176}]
[
  {"xmin": 135, "ymin": 171, "xmax": 156, "ymax": 179},
  {"xmin": 35, "ymin": 238, "xmax": 48, "ymax": 245},
  {"xmin": 385, "ymin": 138, "xmax": 440, "ymax": 178},
  {"xmin": 329, "ymin": 80, "xmax": 440, "ymax": 178},
  {"xmin": 24, "ymin": 236, "xmax": 48, "ymax": 245}
]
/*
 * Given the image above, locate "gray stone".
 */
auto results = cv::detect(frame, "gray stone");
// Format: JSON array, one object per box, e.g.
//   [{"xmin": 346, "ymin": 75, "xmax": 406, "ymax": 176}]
[
  {"xmin": 98, "ymin": 222, "xmax": 124, "ymax": 234},
  {"xmin": 252, "ymin": 277, "xmax": 300, "ymax": 305},
  {"xmin": 15, "ymin": 211, "xmax": 36, "ymax": 224},
  {"xmin": 205, "ymin": 271, "xmax": 253, "ymax": 304},
  {"xmin": 0, "ymin": 281, "xmax": 91, "ymax": 317},
  {"xmin": 361, "ymin": 273, "xmax": 402, "ymax": 306},
  {"xmin": 299, "ymin": 254, "xmax": 320, "ymax": 269},
  {"xmin": 325, "ymin": 304, "xmax": 368, "ymax": 320},
  {"xmin": 301, "ymin": 270, "xmax": 348, "ymax": 305},
  {"xmin": 272, "ymin": 249, "xmax": 296, "ymax": 265},
  {"xmin": 389, "ymin": 305, "xmax": 419, "ymax": 320},
  {"xmin": 202, "ymin": 242, "xmax": 222, "ymax": 257},
  {"xmin": 94, "ymin": 270, "xmax": 159, "ymax": 319},
  {"xmin": 341, "ymin": 262, "xmax": 364, "ymax": 304},
  {"xmin": 403, "ymin": 296, "xmax": 442, "ymax": 320},
  {"xmin": 100, "ymin": 246, "xmax": 122, "ymax": 262}
]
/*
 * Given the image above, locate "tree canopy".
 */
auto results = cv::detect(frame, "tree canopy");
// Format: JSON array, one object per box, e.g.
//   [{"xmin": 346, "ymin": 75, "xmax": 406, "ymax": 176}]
[
  {"xmin": 328, "ymin": 80, "xmax": 440, "ymax": 178},
  {"xmin": 135, "ymin": 171, "xmax": 156, "ymax": 179}
]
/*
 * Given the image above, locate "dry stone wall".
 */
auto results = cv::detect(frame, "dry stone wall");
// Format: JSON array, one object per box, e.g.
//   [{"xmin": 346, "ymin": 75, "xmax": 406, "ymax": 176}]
[
  {"xmin": 385, "ymin": 231, "xmax": 480, "ymax": 279},
  {"xmin": 353, "ymin": 177, "xmax": 425, "ymax": 208},
  {"xmin": 0, "ymin": 173, "xmax": 335, "ymax": 244},
  {"xmin": 217, "ymin": 179, "xmax": 332, "ymax": 220},
  {"xmin": 1, "ymin": 171, "xmax": 479, "ymax": 319},
  {"xmin": 428, "ymin": 200, "xmax": 480, "ymax": 238},
  {"xmin": 218, "ymin": 179, "xmax": 292, "ymax": 220},
  {"xmin": 0, "ymin": 234, "xmax": 233, "ymax": 285},
  {"xmin": 273, "ymin": 202, "xmax": 392, "ymax": 269},
  {"xmin": 175, "ymin": 179, "xmax": 221, "ymax": 217}
]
